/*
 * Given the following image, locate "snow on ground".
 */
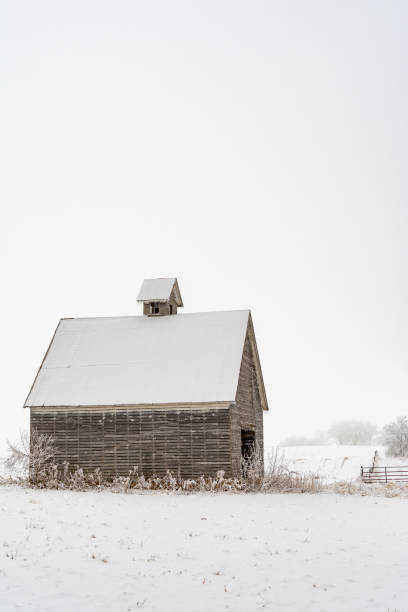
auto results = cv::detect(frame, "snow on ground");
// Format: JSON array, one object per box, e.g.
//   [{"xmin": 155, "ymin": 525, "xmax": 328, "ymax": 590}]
[
  {"xmin": 266, "ymin": 445, "xmax": 405, "ymax": 483},
  {"xmin": 0, "ymin": 485, "xmax": 407, "ymax": 612}
]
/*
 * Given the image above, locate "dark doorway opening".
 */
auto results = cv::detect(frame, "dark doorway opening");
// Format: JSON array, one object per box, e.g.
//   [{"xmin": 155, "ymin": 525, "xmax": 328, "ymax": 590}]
[{"xmin": 241, "ymin": 430, "xmax": 255, "ymax": 462}]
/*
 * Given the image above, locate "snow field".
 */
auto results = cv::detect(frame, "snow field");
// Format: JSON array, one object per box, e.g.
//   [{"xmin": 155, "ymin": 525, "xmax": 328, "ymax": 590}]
[{"xmin": 0, "ymin": 485, "xmax": 407, "ymax": 612}]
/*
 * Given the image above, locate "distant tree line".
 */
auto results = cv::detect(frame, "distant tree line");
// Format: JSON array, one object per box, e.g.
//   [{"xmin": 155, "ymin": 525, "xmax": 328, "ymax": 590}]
[
  {"xmin": 280, "ymin": 432, "xmax": 329, "ymax": 447},
  {"xmin": 280, "ymin": 416, "xmax": 408, "ymax": 457},
  {"xmin": 328, "ymin": 421, "xmax": 377, "ymax": 446}
]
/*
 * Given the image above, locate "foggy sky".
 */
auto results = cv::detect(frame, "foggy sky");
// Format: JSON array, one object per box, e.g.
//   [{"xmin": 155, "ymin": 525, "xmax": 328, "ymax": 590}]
[{"xmin": 1, "ymin": 0, "xmax": 407, "ymax": 448}]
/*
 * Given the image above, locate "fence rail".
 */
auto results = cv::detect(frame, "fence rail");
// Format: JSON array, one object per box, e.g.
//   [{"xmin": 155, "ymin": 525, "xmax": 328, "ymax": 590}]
[{"xmin": 361, "ymin": 465, "xmax": 408, "ymax": 483}]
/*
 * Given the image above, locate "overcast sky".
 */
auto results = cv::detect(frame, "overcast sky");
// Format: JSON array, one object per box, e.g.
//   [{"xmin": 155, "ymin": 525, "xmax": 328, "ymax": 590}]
[{"xmin": 1, "ymin": 1, "xmax": 407, "ymax": 449}]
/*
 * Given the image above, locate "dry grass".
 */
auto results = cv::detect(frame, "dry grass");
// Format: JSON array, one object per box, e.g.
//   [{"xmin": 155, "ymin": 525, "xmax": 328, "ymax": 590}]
[
  {"xmin": 262, "ymin": 447, "xmax": 324, "ymax": 493},
  {"xmin": 332, "ymin": 479, "xmax": 408, "ymax": 498}
]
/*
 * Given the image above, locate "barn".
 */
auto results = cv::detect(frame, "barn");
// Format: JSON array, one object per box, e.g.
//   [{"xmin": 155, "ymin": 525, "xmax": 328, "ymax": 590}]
[{"xmin": 24, "ymin": 278, "xmax": 268, "ymax": 479}]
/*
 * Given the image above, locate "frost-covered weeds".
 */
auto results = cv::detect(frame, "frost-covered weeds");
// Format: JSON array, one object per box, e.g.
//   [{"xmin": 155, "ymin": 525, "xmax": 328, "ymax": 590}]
[
  {"xmin": 243, "ymin": 445, "xmax": 323, "ymax": 493},
  {"xmin": 1, "ymin": 433, "xmax": 323, "ymax": 493},
  {"xmin": 111, "ymin": 468, "xmax": 246, "ymax": 494},
  {"xmin": 332, "ymin": 479, "xmax": 408, "ymax": 498},
  {"xmin": 1, "ymin": 463, "xmax": 247, "ymax": 493},
  {"xmin": 3, "ymin": 432, "xmax": 406, "ymax": 496}
]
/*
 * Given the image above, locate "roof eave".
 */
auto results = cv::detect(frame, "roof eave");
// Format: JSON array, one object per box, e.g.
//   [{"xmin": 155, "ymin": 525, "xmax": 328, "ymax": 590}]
[{"xmin": 28, "ymin": 400, "xmax": 233, "ymax": 411}]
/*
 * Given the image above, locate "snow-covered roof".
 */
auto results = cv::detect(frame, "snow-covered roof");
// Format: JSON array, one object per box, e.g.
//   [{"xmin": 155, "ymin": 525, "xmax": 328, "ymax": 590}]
[
  {"xmin": 137, "ymin": 278, "xmax": 183, "ymax": 306},
  {"xmin": 25, "ymin": 310, "xmax": 251, "ymax": 407}
]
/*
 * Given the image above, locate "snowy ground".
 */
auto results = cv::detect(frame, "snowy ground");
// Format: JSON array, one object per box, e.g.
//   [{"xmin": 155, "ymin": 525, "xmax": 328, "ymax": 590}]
[{"xmin": 0, "ymin": 485, "xmax": 407, "ymax": 612}]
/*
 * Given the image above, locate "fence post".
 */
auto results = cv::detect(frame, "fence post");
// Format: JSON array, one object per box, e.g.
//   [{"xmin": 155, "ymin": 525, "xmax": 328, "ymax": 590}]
[
  {"xmin": 360, "ymin": 466, "xmax": 363, "ymax": 480},
  {"xmin": 385, "ymin": 466, "xmax": 387, "ymax": 484}
]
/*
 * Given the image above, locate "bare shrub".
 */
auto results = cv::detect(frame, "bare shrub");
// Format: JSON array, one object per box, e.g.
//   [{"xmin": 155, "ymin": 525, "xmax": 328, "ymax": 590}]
[
  {"xmin": 5, "ymin": 430, "xmax": 55, "ymax": 483},
  {"xmin": 241, "ymin": 442, "xmax": 264, "ymax": 491},
  {"xmin": 383, "ymin": 416, "xmax": 408, "ymax": 457},
  {"xmin": 261, "ymin": 447, "xmax": 323, "ymax": 493}
]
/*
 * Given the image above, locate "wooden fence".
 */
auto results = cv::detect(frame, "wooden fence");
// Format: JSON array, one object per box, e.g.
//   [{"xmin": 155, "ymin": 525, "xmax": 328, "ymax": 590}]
[{"xmin": 360, "ymin": 465, "xmax": 408, "ymax": 484}]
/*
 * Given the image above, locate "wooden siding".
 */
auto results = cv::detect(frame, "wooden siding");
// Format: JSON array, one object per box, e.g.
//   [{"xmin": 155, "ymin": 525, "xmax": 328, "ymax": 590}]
[
  {"xmin": 142, "ymin": 298, "xmax": 178, "ymax": 316},
  {"xmin": 231, "ymin": 323, "xmax": 264, "ymax": 476},
  {"xmin": 31, "ymin": 405, "xmax": 232, "ymax": 479}
]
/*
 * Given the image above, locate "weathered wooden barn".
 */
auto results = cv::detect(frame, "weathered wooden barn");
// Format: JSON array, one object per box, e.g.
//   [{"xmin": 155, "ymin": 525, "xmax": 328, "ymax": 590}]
[{"xmin": 25, "ymin": 278, "xmax": 268, "ymax": 478}]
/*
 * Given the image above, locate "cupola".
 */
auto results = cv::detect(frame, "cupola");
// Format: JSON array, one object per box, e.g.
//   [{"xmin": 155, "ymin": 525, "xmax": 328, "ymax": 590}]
[{"xmin": 137, "ymin": 277, "xmax": 183, "ymax": 316}]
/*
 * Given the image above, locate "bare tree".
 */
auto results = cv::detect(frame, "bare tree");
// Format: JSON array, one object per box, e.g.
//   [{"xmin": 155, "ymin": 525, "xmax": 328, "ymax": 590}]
[
  {"xmin": 383, "ymin": 416, "xmax": 408, "ymax": 457},
  {"xmin": 328, "ymin": 420, "xmax": 377, "ymax": 445},
  {"xmin": 5, "ymin": 430, "xmax": 55, "ymax": 482}
]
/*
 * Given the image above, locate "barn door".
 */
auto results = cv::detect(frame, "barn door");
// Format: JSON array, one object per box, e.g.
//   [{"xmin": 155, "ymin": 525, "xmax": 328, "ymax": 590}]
[{"xmin": 241, "ymin": 430, "xmax": 255, "ymax": 462}]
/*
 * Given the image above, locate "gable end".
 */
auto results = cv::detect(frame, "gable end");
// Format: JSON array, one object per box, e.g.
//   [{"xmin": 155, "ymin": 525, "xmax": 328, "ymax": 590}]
[{"xmin": 236, "ymin": 314, "xmax": 268, "ymax": 411}]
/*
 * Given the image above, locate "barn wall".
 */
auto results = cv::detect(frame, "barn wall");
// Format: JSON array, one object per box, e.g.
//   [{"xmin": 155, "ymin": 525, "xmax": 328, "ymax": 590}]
[
  {"xmin": 30, "ymin": 405, "xmax": 232, "ymax": 479},
  {"xmin": 231, "ymin": 328, "xmax": 264, "ymax": 476}
]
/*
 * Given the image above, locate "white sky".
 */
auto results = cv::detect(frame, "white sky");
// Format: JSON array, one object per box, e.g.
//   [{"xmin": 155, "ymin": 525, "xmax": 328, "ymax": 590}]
[{"xmin": 1, "ymin": 1, "xmax": 407, "ymax": 446}]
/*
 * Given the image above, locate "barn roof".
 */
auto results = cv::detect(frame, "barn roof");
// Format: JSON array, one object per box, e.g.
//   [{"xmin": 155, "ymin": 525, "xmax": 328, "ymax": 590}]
[
  {"xmin": 24, "ymin": 310, "xmax": 267, "ymax": 409},
  {"xmin": 137, "ymin": 278, "xmax": 183, "ymax": 306}
]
